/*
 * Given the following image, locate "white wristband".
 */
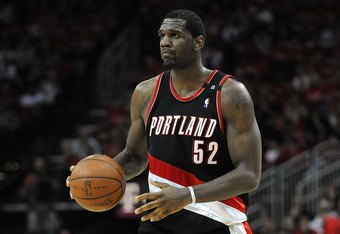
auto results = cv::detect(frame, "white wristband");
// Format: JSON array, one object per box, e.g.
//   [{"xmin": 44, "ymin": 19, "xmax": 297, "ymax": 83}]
[{"xmin": 188, "ymin": 186, "xmax": 196, "ymax": 203}]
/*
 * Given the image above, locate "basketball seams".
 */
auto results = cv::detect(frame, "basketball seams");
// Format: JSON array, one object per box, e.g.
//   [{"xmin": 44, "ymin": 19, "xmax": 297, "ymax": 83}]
[
  {"xmin": 70, "ymin": 177, "xmax": 125, "ymax": 192},
  {"xmin": 69, "ymin": 177, "xmax": 124, "ymax": 183},
  {"xmin": 77, "ymin": 158, "xmax": 125, "ymax": 180},
  {"xmin": 73, "ymin": 186, "xmax": 123, "ymax": 200}
]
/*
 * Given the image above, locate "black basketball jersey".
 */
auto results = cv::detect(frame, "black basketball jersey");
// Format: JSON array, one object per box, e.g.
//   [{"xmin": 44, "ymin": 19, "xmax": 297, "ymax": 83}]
[{"xmin": 141, "ymin": 70, "xmax": 250, "ymax": 234}]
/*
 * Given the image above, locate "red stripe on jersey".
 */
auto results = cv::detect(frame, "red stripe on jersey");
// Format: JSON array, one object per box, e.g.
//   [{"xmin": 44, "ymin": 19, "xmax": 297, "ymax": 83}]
[
  {"xmin": 148, "ymin": 153, "xmax": 202, "ymax": 186},
  {"xmin": 216, "ymin": 75, "xmax": 233, "ymax": 134},
  {"xmin": 219, "ymin": 75, "xmax": 233, "ymax": 85},
  {"xmin": 216, "ymin": 91, "xmax": 224, "ymax": 133},
  {"xmin": 148, "ymin": 153, "xmax": 246, "ymax": 213},
  {"xmin": 223, "ymin": 196, "xmax": 246, "ymax": 213},
  {"xmin": 145, "ymin": 73, "xmax": 163, "ymax": 125},
  {"xmin": 243, "ymin": 221, "xmax": 253, "ymax": 234},
  {"xmin": 205, "ymin": 69, "xmax": 218, "ymax": 84}
]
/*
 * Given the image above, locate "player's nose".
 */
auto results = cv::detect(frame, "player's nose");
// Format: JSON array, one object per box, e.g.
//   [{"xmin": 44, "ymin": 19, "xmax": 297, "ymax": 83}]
[{"xmin": 160, "ymin": 36, "xmax": 171, "ymax": 47}]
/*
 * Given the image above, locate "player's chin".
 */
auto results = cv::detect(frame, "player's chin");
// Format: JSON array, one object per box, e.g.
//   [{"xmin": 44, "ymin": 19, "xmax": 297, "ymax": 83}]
[{"xmin": 162, "ymin": 59, "xmax": 176, "ymax": 68}]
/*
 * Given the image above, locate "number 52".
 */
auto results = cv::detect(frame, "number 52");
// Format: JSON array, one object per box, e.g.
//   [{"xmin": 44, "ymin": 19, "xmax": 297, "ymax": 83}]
[{"xmin": 192, "ymin": 140, "xmax": 218, "ymax": 164}]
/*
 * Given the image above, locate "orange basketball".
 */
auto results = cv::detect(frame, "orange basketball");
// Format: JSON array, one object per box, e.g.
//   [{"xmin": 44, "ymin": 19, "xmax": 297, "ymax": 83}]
[{"xmin": 69, "ymin": 154, "xmax": 126, "ymax": 212}]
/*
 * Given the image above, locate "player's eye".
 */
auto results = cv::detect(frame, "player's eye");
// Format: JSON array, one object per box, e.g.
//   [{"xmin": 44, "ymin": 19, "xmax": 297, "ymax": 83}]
[
  {"xmin": 158, "ymin": 33, "xmax": 179, "ymax": 41},
  {"xmin": 171, "ymin": 33, "xmax": 179, "ymax": 39}
]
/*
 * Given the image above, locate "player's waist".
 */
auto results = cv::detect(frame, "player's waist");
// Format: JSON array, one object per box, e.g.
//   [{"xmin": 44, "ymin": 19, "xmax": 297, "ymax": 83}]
[{"xmin": 148, "ymin": 171, "xmax": 248, "ymax": 226}]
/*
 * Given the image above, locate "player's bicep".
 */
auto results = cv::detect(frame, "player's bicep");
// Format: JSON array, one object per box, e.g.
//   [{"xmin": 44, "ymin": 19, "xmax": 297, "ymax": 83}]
[
  {"xmin": 125, "ymin": 118, "xmax": 147, "ymax": 158},
  {"xmin": 113, "ymin": 86, "xmax": 149, "ymax": 179},
  {"xmin": 114, "ymin": 78, "xmax": 157, "ymax": 179},
  {"xmin": 223, "ymin": 83, "xmax": 262, "ymax": 171},
  {"xmin": 126, "ymin": 85, "xmax": 148, "ymax": 158}
]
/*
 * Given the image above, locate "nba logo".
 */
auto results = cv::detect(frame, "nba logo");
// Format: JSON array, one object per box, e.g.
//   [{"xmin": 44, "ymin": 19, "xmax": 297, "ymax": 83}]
[
  {"xmin": 84, "ymin": 181, "xmax": 92, "ymax": 196},
  {"xmin": 204, "ymin": 98, "xmax": 210, "ymax": 108}
]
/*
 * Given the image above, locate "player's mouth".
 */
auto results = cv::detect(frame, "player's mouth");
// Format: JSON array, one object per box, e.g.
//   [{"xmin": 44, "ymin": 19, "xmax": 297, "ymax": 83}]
[
  {"xmin": 161, "ymin": 52, "xmax": 175, "ymax": 60},
  {"xmin": 161, "ymin": 49, "xmax": 174, "ymax": 56}
]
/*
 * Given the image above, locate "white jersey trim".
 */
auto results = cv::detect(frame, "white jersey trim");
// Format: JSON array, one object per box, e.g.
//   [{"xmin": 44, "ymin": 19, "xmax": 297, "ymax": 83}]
[{"xmin": 229, "ymin": 222, "xmax": 248, "ymax": 234}]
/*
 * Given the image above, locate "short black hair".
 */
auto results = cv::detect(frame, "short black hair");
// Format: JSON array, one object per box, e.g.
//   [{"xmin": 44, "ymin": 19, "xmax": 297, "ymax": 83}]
[{"xmin": 164, "ymin": 9, "xmax": 206, "ymax": 39}]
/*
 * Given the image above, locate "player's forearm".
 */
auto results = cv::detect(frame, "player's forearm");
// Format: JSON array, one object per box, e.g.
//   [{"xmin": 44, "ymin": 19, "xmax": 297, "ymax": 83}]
[
  {"xmin": 113, "ymin": 148, "xmax": 149, "ymax": 180},
  {"xmin": 190, "ymin": 164, "xmax": 260, "ymax": 203}
]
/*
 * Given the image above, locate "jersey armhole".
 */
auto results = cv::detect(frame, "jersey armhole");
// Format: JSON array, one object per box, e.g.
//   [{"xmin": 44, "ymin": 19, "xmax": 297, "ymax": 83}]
[
  {"xmin": 144, "ymin": 73, "xmax": 164, "ymax": 126},
  {"xmin": 216, "ymin": 75, "xmax": 234, "ymax": 134}
]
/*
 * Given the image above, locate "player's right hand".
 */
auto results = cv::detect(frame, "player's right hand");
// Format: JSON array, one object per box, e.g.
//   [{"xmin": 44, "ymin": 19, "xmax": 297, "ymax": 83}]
[{"xmin": 65, "ymin": 165, "xmax": 75, "ymax": 199}]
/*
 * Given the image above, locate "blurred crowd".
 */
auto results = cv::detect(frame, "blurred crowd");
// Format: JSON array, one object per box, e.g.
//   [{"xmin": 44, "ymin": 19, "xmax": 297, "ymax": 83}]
[
  {"xmin": 0, "ymin": 0, "xmax": 340, "ymax": 233},
  {"xmin": 0, "ymin": 0, "xmax": 135, "ymax": 159},
  {"xmin": 260, "ymin": 184, "xmax": 340, "ymax": 234}
]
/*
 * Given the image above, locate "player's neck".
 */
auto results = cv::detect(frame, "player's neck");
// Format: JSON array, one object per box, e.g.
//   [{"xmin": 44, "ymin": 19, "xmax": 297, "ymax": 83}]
[
  {"xmin": 171, "ymin": 62, "xmax": 209, "ymax": 82},
  {"xmin": 170, "ymin": 64, "xmax": 212, "ymax": 97}
]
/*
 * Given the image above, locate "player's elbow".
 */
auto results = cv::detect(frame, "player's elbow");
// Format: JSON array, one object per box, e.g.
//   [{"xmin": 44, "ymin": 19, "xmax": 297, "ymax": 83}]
[{"xmin": 245, "ymin": 171, "xmax": 261, "ymax": 192}]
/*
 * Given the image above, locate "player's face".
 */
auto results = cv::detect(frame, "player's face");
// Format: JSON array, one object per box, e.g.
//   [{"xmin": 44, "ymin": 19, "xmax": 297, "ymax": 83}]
[{"xmin": 158, "ymin": 18, "xmax": 196, "ymax": 68}]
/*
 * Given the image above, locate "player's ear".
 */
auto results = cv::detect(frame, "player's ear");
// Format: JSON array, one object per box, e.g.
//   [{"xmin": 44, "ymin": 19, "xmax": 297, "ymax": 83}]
[{"xmin": 193, "ymin": 35, "xmax": 204, "ymax": 51}]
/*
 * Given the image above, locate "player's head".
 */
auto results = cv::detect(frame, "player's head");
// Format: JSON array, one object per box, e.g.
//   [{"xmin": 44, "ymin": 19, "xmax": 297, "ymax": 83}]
[
  {"xmin": 159, "ymin": 9, "xmax": 206, "ymax": 68},
  {"xmin": 163, "ymin": 9, "xmax": 206, "ymax": 39}
]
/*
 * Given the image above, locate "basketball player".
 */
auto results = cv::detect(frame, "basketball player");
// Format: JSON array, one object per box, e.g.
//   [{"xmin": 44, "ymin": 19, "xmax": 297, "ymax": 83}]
[{"xmin": 67, "ymin": 9, "xmax": 262, "ymax": 234}]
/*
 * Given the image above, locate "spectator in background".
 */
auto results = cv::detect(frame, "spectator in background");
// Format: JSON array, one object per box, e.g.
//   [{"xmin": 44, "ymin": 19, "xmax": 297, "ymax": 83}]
[
  {"xmin": 322, "ymin": 186, "xmax": 340, "ymax": 234},
  {"xmin": 19, "ymin": 157, "xmax": 63, "ymax": 234},
  {"xmin": 19, "ymin": 157, "xmax": 56, "ymax": 202},
  {"xmin": 277, "ymin": 215, "xmax": 296, "ymax": 234},
  {"xmin": 289, "ymin": 195, "xmax": 308, "ymax": 219},
  {"xmin": 294, "ymin": 215, "xmax": 317, "ymax": 234},
  {"xmin": 259, "ymin": 217, "xmax": 276, "ymax": 233},
  {"xmin": 310, "ymin": 198, "xmax": 335, "ymax": 234},
  {"xmin": 323, "ymin": 196, "xmax": 340, "ymax": 234},
  {"xmin": 69, "ymin": 125, "xmax": 102, "ymax": 160}
]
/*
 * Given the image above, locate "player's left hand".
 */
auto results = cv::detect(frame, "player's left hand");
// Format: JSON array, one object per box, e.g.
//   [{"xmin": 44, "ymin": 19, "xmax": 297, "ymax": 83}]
[
  {"xmin": 65, "ymin": 165, "xmax": 76, "ymax": 199},
  {"xmin": 134, "ymin": 180, "xmax": 192, "ymax": 222}
]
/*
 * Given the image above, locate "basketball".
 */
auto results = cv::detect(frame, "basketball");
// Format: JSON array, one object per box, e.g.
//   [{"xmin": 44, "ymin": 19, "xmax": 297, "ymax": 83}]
[{"xmin": 69, "ymin": 154, "xmax": 126, "ymax": 212}]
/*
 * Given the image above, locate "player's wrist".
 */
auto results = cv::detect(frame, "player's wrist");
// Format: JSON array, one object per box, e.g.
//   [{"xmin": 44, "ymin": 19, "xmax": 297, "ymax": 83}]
[{"xmin": 188, "ymin": 186, "xmax": 196, "ymax": 203}]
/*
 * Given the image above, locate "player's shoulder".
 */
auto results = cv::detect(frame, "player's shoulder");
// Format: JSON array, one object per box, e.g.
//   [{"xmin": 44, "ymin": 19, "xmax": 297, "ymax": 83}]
[
  {"xmin": 131, "ymin": 74, "xmax": 161, "ymax": 108},
  {"xmin": 219, "ymin": 74, "xmax": 254, "ymax": 107},
  {"xmin": 221, "ymin": 75, "xmax": 249, "ymax": 96},
  {"xmin": 134, "ymin": 75, "xmax": 159, "ymax": 94},
  {"xmin": 219, "ymin": 73, "xmax": 256, "ymax": 124}
]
